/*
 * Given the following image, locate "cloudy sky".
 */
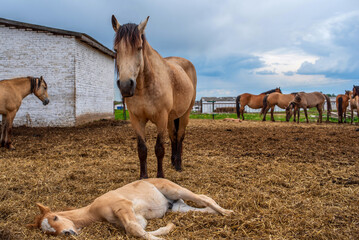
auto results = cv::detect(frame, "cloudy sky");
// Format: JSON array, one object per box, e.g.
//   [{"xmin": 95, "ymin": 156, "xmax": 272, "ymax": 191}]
[{"xmin": 1, "ymin": 0, "xmax": 358, "ymax": 100}]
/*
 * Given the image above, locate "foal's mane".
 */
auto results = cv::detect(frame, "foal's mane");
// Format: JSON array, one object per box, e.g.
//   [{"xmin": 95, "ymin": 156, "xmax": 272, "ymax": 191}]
[{"xmin": 261, "ymin": 88, "xmax": 278, "ymax": 95}]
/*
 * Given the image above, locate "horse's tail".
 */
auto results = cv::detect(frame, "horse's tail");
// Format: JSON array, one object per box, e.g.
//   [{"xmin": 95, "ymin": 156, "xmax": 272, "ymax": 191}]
[
  {"xmin": 261, "ymin": 95, "xmax": 269, "ymax": 115},
  {"xmin": 236, "ymin": 95, "xmax": 241, "ymax": 119},
  {"xmin": 338, "ymin": 96, "xmax": 343, "ymax": 119},
  {"xmin": 324, "ymin": 94, "xmax": 332, "ymax": 120}
]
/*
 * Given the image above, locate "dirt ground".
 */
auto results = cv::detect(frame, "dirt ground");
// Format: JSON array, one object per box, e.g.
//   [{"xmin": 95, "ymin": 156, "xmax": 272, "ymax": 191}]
[{"xmin": 1, "ymin": 119, "xmax": 359, "ymax": 239}]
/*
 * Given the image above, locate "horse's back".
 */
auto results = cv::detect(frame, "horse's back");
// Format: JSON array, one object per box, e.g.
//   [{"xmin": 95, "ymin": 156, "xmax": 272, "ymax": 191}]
[{"xmin": 300, "ymin": 92, "xmax": 325, "ymax": 107}]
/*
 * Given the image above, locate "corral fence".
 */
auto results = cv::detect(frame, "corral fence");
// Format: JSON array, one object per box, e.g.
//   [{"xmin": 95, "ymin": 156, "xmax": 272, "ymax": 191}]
[{"xmin": 193, "ymin": 97, "xmax": 346, "ymax": 114}]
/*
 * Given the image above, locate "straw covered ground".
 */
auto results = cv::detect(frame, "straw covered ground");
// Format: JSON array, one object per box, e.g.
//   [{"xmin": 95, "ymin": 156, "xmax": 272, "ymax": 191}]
[{"xmin": 1, "ymin": 119, "xmax": 359, "ymax": 239}]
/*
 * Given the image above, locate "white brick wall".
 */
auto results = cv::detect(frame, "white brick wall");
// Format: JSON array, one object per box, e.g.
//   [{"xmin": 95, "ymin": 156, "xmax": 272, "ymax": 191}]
[
  {"xmin": 75, "ymin": 41, "xmax": 114, "ymax": 123},
  {"xmin": 0, "ymin": 25, "xmax": 114, "ymax": 127}
]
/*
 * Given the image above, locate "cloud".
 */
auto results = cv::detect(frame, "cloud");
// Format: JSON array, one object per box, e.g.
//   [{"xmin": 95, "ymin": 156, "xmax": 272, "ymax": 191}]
[
  {"xmin": 296, "ymin": 11, "xmax": 359, "ymax": 79},
  {"xmin": 255, "ymin": 70, "xmax": 278, "ymax": 75},
  {"xmin": 283, "ymin": 71, "xmax": 295, "ymax": 76}
]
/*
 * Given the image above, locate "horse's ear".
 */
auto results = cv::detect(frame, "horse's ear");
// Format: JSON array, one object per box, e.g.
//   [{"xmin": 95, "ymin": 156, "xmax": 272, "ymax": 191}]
[
  {"xmin": 112, "ymin": 15, "xmax": 121, "ymax": 32},
  {"xmin": 36, "ymin": 203, "xmax": 50, "ymax": 214},
  {"xmin": 138, "ymin": 16, "xmax": 149, "ymax": 34},
  {"xmin": 40, "ymin": 76, "xmax": 43, "ymax": 81}
]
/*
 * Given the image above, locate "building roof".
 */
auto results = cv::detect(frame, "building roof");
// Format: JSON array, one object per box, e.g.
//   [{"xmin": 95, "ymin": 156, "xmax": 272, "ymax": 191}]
[
  {"xmin": 0, "ymin": 17, "xmax": 115, "ymax": 58},
  {"xmin": 201, "ymin": 97, "xmax": 236, "ymax": 102}
]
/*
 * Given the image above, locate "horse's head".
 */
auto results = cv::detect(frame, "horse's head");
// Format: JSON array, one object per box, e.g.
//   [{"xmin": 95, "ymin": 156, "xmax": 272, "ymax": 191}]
[
  {"xmin": 285, "ymin": 102, "xmax": 296, "ymax": 122},
  {"xmin": 27, "ymin": 203, "xmax": 77, "ymax": 236},
  {"xmin": 353, "ymin": 85, "xmax": 359, "ymax": 98},
  {"xmin": 31, "ymin": 76, "xmax": 49, "ymax": 105},
  {"xmin": 275, "ymin": 87, "xmax": 282, "ymax": 94},
  {"xmin": 112, "ymin": 15, "xmax": 149, "ymax": 97}
]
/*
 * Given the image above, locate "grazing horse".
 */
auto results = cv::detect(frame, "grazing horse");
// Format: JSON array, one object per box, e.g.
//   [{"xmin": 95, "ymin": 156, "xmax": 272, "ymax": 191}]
[
  {"xmin": 0, "ymin": 76, "xmax": 49, "ymax": 149},
  {"xmin": 286, "ymin": 92, "xmax": 331, "ymax": 123},
  {"xmin": 111, "ymin": 16, "xmax": 197, "ymax": 178},
  {"xmin": 235, "ymin": 87, "xmax": 281, "ymax": 120},
  {"xmin": 350, "ymin": 91, "xmax": 359, "ymax": 124},
  {"xmin": 28, "ymin": 178, "xmax": 233, "ymax": 239},
  {"xmin": 261, "ymin": 92, "xmax": 296, "ymax": 122},
  {"xmin": 336, "ymin": 91, "xmax": 350, "ymax": 123}
]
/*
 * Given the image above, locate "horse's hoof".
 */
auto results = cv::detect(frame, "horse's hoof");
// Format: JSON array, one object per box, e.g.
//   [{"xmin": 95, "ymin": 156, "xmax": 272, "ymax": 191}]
[
  {"xmin": 175, "ymin": 166, "xmax": 182, "ymax": 172},
  {"xmin": 139, "ymin": 175, "xmax": 148, "ymax": 179}
]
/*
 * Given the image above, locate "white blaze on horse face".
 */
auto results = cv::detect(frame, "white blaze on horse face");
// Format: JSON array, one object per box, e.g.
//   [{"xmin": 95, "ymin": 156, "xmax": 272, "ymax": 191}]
[{"xmin": 41, "ymin": 218, "xmax": 56, "ymax": 233}]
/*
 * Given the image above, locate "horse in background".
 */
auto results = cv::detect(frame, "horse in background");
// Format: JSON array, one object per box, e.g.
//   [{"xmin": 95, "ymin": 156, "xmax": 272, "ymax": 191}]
[
  {"xmin": 235, "ymin": 87, "xmax": 281, "ymax": 120},
  {"xmin": 112, "ymin": 16, "xmax": 197, "ymax": 178},
  {"xmin": 261, "ymin": 92, "xmax": 296, "ymax": 122},
  {"xmin": 353, "ymin": 85, "xmax": 359, "ymax": 98},
  {"xmin": 336, "ymin": 91, "xmax": 350, "ymax": 123},
  {"xmin": 0, "ymin": 76, "xmax": 49, "ymax": 150},
  {"xmin": 286, "ymin": 92, "xmax": 331, "ymax": 123},
  {"xmin": 350, "ymin": 89, "xmax": 359, "ymax": 124}
]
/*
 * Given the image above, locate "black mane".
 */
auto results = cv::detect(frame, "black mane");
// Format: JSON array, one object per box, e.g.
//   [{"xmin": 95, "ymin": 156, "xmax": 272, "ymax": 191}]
[{"xmin": 261, "ymin": 88, "xmax": 279, "ymax": 95}]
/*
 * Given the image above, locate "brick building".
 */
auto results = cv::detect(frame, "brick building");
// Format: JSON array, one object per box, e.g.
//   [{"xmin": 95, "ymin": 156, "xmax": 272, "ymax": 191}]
[{"xmin": 0, "ymin": 17, "xmax": 115, "ymax": 127}]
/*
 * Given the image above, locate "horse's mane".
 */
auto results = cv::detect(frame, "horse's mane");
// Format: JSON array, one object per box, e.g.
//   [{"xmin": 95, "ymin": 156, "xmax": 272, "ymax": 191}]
[
  {"xmin": 29, "ymin": 77, "xmax": 47, "ymax": 93},
  {"xmin": 290, "ymin": 92, "xmax": 298, "ymax": 95},
  {"xmin": 261, "ymin": 88, "xmax": 278, "ymax": 95},
  {"xmin": 114, "ymin": 23, "xmax": 147, "ymax": 75}
]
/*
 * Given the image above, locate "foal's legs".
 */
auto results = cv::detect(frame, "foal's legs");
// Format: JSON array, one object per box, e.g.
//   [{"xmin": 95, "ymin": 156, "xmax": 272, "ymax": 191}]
[
  {"xmin": 146, "ymin": 179, "xmax": 233, "ymax": 216},
  {"xmin": 112, "ymin": 199, "xmax": 174, "ymax": 240}
]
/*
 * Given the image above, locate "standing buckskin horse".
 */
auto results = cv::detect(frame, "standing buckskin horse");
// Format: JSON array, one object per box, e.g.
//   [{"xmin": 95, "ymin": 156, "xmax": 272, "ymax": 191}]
[
  {"xmin": 350, "ymin": 91, "xmax": 359, "ymax": 124},
  {"xmin": 28, "ymin": 178, "xmax": 233, "ymax": 239},
  {"xmin": 261, "ymin": 92, "xmax": 297, "ymax": 122},
  {"xmin": 285, "ymin": 92, "xmax": 331, "ymax": 123},
  {"xmin": 0, "ymin": 76, "xmax": 49, "ymax": 149},
  {"xmin": 336, "ymin": 90, "xmax": 350, "ymax": 123},
  {"xmin": 112, "ymin": 16, "xmax": 197, "ymax": 178},
  {"xmin": 235, "ymin": 87, "xmax": 281, "ymax": 120}
]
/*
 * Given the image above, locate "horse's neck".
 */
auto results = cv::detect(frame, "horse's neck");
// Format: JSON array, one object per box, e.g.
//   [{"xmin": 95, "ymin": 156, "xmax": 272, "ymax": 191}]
[
  {"xmin": 137, "ymin": 41, "xmax": 166, "ymax": 91},
  {"xmin": 58, "ymin": 205, "xmax": 97, "ymax": 228},
  {"xmin": 12, "ymin": 77, "xmax": 32, "ymax": 99}
]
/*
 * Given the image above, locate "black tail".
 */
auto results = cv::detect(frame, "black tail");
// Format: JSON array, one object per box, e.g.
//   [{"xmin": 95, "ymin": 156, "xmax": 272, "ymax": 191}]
[
  {"xmin": 261, "ymin": 95, "xmax": 269, "ymax": 115},
  {"xmin": 236, "ymin": 95, "xmax": 241, "ymax": 119},
  {"xmin": 338, "ymin": 97, "xmax": 343, "ymax": 122}
]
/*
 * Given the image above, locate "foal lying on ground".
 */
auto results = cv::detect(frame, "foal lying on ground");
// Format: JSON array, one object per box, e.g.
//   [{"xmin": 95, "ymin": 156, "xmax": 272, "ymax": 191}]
[{"xmin": 28, "ymin": 178, "xmax": 233, "ymax": 239}]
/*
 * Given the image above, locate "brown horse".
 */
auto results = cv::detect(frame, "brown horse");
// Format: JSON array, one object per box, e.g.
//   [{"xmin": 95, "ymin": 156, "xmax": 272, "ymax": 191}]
[
  {"xmin": 261, "ymin": 92, "xmax": 296, "ymax": 122},
  {"xmin": 0, "ymin": 76, "xmax": 49, "ymax": 149},
  {"xmin": 286, "ymin": 92, "xmax": 331, "ymax": 123},
  {"xmin": 336, "ymin": 91, "xmax": 350, "ymax": 123},
  {"xmin": 353, "ymin": 85, "xmax": 359, "ymax": 98},
  {"xmin": 235, "ymin": 87, "xmax": 281, "ymax": 120},
  {"xmin": 112, "ymin": 16, "xmax": 197, "ymax": 179},
  {"xmin": 350, "ymin": 91, "xmax": 359, "ymax": 124}
]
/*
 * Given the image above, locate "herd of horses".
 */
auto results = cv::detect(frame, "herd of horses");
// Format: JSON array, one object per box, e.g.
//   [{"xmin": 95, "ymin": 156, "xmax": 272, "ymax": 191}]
[
  {"xmin": 1, "ymin": 15, "xmax": 359, "ymax": 239},
  {"xmin": 236, "ymin": 86, "xmax": 359, "ymax": 124}
]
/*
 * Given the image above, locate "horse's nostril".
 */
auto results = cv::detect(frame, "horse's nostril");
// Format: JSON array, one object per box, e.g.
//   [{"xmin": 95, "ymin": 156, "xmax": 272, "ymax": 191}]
[{"xmin": 129, "ymin": 79, "xmax": 134, "ymax": 87}]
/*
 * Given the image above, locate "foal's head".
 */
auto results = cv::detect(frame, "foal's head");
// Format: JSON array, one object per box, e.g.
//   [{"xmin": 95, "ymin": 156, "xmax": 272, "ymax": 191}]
[
  {"xmin": 112, "ymin": 15, "xmax": 149, "ymax": 97},
  {"xmin": 31, "ymin": 76, "xmax": 49, "ymax": 105},
  {"xmin": 28, "ymin": 203, "xmax": 77, "ymax": 236}
]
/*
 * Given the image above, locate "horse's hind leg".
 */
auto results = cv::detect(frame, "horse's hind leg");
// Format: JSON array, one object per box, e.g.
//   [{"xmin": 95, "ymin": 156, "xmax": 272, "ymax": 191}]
[
  {"xmin": 147, "ymin": 179, "xmax": 233, "ymax": 216},
  {"xmin": 303, "ymin": 108, "xmax": 309, "ymax": 123},
  {"xmin": 240, "ymin": 106, "xmax": 245, "ymax": 120}
]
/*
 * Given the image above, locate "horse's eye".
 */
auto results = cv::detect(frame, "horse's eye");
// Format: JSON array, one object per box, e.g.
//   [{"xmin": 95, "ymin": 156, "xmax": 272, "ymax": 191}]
[
  {"xmin": 138, "ymin": 46, "xmax": 143, "ymax": 51},
  {"xmin": 53, "ymin": 216, "xmax": 58, "ymax": 221}
]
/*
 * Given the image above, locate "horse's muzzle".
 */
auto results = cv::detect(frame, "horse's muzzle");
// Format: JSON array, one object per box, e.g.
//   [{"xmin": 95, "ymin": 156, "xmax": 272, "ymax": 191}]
[
  {"xmin": 43, "ymin": 98, "xmax": 50, "ymax": 105},
  {"xmin": 118, "ymin": 79, "xmax": 136, "ymax": 97}
]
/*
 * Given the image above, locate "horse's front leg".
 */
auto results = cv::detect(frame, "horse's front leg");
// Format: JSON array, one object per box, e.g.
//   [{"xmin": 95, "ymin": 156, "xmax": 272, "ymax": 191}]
[
  {"xmin": 5, "ymin": 111, "xmax": 16, "ymax": 150},
  {"xmin": 155, "ymin": 113, "xmax": 168, "ymax": 178},
  {"xmin": 0, "ymin": 114, "xmax": 6, "ymax": 147},
  {"xmin": 270, "ymin": 106, "xmax": 275, "ymax": 122},
  {"xmin": 130, "ymin": 113, "xmax": 148, "ymax": 179}
]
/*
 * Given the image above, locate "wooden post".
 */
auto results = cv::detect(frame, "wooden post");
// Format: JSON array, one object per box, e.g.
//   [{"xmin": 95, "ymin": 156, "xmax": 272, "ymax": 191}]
[
  {"xmin": 209, "ymin": 101, "xmax": 216, "ymax": 120},
  {"xmin": 122, "ymin": 98, "xmax": 127, "ymax": 120}
]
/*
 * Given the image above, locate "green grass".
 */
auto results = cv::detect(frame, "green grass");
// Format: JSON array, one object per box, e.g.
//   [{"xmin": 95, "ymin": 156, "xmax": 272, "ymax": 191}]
[{"xmin": 115, "ymin": 109, "xmax": 359, "ymax": 123}]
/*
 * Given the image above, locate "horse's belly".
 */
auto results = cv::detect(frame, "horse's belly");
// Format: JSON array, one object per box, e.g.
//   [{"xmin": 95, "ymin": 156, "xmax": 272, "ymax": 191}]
[{"xmin": 132, "ymin": 188, "xmax": 169, "ymax": 219}]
